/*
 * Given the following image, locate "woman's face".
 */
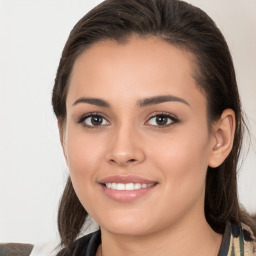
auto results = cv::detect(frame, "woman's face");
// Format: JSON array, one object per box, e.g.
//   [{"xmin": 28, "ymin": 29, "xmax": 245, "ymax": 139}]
[{"xmin": 61, "ymin": 36, "xmax": 216, "ymax": 236}]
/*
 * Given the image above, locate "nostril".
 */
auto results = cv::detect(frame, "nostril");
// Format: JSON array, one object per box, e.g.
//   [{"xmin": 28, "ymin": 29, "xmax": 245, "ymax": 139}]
[{"xmin": 109, "ymin": 158, "xmax": 137, "ymax": 165}]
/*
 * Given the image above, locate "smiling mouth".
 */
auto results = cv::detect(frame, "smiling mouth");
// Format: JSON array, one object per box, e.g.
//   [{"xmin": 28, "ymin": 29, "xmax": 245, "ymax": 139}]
[
  {"xmin": 98, "ymin": 176, "xmax": 158, "ymax": 202},
  {"xmin": 103, "ymin": 182, "xmax": 155, "ymax": 191}
]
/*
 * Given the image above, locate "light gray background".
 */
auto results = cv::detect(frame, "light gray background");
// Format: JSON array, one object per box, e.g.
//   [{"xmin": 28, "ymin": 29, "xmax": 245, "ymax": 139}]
[{"xmin": 0, "ymin": 0, "xmax": 255, "ymax": 244}]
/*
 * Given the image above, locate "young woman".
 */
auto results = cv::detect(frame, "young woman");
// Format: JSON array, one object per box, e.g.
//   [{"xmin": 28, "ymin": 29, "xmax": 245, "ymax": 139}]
[{"xmin": 52, "ymin": 0, "xmax": 256, "ymax": 255}]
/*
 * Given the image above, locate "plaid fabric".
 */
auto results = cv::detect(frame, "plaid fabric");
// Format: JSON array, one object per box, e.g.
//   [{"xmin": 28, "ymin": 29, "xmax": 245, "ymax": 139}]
[{"xmin": 219, "ymin": 222, "xmax": 256, "ymax": 256}]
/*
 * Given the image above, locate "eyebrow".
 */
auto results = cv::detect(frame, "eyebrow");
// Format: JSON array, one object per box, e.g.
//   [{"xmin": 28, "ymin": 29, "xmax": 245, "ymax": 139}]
[
  {"xmin": 138, "ymin": 95, "xmax": 190, "ymax": 107},
  {"xmin": 72, "ymin": 97, "xmax": 110, "ymax": 107},
  {"xmin": 72, "ymin": 95, "xmax": 190, "ymax": 108}
]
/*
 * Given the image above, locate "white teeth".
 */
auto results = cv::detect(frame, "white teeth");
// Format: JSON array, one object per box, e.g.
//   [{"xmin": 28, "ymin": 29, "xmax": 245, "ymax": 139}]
[
  {"xmin": 125, "ymin": 183, "xmax": 134, "ymax": 190},
  {"xmin": 116, "ymin": 183, "xmax": 125, "ymax": 190},
  {"xmin": 134, "ymin": 183, "xmax": 141, "ymax": 189},
  {"xmin": 105, "ymin": 183, "xmax": 153, "ymax": 190}
]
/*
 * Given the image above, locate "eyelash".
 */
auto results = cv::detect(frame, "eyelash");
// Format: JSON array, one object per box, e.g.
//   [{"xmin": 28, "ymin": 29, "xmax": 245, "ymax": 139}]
[
  {"xmin": 78, "ymin": 112, "xmax": 110, "ymax": 129},
  {"xmin": 78, "ymin": 112, "xmax": 179, "ymax": 129},
  {"xmin": 146, "ymin": 112, "xmax": 179, "ymax": 128}
]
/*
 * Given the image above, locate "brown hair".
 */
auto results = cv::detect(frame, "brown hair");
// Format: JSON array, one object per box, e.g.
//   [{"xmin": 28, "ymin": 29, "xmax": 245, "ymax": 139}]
[{"xmin": 52, "ymin": 0, "xmax": 256, "ymax": 248}]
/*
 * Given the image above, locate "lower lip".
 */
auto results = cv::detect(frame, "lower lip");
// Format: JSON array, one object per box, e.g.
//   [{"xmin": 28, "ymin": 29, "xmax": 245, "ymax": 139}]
[{"xmin": 100, "ymin": 184, "xmax": 157, "ymax": 202}]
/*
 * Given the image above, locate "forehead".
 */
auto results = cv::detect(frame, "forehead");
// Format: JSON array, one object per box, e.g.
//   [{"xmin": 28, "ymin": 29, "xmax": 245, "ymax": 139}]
[
  {"xmin": 71, "ymin": 35, "xmax": 196, "ymax": 82},
  {"xmin": 67, "ymin": 36, "xmax": 205, "ymax": 109}
]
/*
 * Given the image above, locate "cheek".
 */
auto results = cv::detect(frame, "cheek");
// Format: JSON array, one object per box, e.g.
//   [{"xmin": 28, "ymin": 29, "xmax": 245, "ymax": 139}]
[
  {"xmin": 64, "ymin": 130, "xmax": 107, "ymax": 217},
  {"xmin": 65, "ymin": 128, "xmax": 103, "ymax": 173},
  {"xmin": 147, "ymin": 126, "xmax": 210, "ymax": 193},
  {"xmin": 141, "ymin": 128, "xmax": 211, "ymax": 225},
  {"xmin": 64, "ymin": 129, "xmax": 105, "ymax": 196}
]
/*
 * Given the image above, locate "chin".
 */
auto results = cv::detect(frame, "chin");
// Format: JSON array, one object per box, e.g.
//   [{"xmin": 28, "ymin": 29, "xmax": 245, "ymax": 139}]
[
  {"xmin": 97, "ymin": 212, "xmax": 161, "ymax": 237},
  {"xmin": 102, "ymin": 223, "xmax": 152, "ymax": 237}
]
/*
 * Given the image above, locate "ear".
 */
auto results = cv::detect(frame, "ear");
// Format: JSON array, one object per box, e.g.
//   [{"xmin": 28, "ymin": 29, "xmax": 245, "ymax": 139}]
[
  {"xmin": 57, "ymin": 117, "xmax": 67, "ymax": 161},
  {"xmin": 208, "ymin": 109, "xmax": 236, "ymax": 168}
]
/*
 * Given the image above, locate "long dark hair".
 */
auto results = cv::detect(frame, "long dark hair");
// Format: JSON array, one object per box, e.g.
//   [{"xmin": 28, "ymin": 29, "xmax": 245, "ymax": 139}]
[{"xmin": 52, "ymin": 0, "xmax": 256, "ymax": 248}]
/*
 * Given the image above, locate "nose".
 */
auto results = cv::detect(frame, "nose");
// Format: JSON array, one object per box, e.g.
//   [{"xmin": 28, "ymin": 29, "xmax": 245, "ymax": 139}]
[{"xmin": 106, "ymin": 123, "xmax": 146, "ymax": 167}]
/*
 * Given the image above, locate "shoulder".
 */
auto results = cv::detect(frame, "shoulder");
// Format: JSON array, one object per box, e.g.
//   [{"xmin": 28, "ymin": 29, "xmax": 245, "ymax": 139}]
[
  {"xmin": 56, "ymin": 230, "xmax": 101, "ymax": 256},
  {"xmin": 0, "ymin": 243, "xmax": 33, "ymax": 256}
]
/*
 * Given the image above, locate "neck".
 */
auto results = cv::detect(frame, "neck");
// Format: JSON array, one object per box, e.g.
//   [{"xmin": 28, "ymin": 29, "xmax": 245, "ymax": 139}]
[{"xmin": 98, "ymin": 210, "xmax": 222, "ymax": 256}]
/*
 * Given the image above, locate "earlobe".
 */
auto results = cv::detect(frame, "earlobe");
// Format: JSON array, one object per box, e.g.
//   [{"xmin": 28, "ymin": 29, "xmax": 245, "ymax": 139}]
[{"xmin": 208, "ymin": 109, "xmax": 236, "ymax": 168}]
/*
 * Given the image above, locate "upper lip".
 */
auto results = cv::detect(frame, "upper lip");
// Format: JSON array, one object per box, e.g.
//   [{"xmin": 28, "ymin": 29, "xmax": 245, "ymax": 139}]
[{"xmin": 98, "ymin": 175, "xmax": 157, "ymax": 184}]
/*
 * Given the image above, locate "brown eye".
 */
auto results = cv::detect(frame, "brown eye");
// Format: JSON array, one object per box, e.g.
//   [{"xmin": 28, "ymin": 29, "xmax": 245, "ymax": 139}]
[
  {"xmin": 155, "ymin": 115, "xmax": 168, "ymax": 125},
  {"xmin": 79, "ymin": 114, "xmax": 110, "ymax": 128},
  {"xmin": 91, "ymin": 116, "xmax": 103, "ymax": 126},
  {"xmin": 147, "ymin": 114, "xmax": 177, "ymax": 127}
]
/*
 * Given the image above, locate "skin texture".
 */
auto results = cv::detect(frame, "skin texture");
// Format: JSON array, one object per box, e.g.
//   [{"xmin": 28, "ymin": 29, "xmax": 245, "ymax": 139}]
[{"xmin": 59, "ymin": 36, "xmax": 235, "ymax": 256}]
